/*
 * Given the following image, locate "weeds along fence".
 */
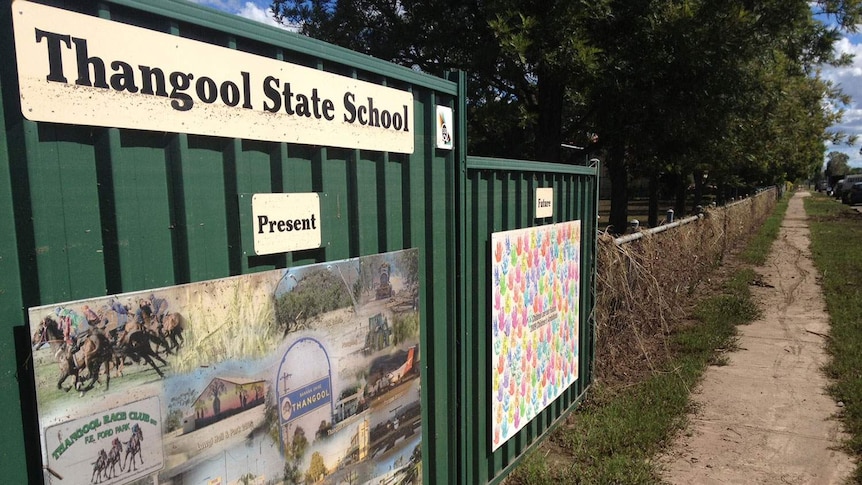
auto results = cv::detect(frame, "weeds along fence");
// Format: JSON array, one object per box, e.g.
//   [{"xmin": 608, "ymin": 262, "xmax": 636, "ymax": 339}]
[{"xmin": 594, "ymin": 188, "xmax": 778, "ymax": 384}]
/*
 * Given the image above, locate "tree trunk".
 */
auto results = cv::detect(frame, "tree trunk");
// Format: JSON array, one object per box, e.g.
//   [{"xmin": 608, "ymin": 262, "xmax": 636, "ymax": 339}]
[
  {"xmin": 717, "ymin": 184, "xmax": 728, "ymax": 206},
  {"xmin": 607, "ymin": 144, "xmax": 628, "ymax": 235},
  {"xmin": 674, "ymin": 170, "xmax": 687, "ymax": 216},
  {"xmin": 692, "ymin": 168, "xmax": 705, "ymax": 208},
  {"xmin": 648, "ymin": 171, "xmax": 659, "ymax": 227},
  {"xmin": 534, "ymin": 67, "xmax": 564, "ymax": 162}
]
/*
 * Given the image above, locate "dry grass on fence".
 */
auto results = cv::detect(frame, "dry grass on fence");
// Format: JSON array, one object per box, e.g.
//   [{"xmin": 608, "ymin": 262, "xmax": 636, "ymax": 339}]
[{"xmin": 594, "ymin": 191, "xmax": 777, "ymax": 387}]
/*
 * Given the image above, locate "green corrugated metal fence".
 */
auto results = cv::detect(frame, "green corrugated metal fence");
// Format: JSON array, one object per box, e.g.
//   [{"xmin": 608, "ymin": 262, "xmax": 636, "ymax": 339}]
[
  {"xmin": 0, "ymin": 1, "xmax": 596, "ymax": 483},
  {"xmin": 459, "ymin": 156, "xmax": 598, "ymax": 484}
]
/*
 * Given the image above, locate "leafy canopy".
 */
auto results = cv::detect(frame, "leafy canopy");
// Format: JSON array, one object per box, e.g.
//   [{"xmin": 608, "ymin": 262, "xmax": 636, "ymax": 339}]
[{"xmin": 272, "ymin": 0, "xmax": 861, "ymax": 227}]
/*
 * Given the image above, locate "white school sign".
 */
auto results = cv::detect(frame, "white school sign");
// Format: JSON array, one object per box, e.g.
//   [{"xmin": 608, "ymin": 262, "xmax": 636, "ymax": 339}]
[
  {"xmin": 252, "ymin": 193, "xmax": 321, "ymax": 255},
  {"xmin": 12, "ymin": 0, "xmax": 414, "ymax": 154}
]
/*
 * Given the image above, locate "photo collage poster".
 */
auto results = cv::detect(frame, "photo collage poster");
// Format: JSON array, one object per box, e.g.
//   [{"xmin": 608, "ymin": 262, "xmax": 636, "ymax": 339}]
[{"xmin": 28, "ymin": 249, "xmax": 421, "ymax": 485}]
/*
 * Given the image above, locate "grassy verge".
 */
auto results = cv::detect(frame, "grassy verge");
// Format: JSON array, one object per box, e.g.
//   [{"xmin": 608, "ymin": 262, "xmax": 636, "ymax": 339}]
[
  {"xmin": 740, "ymin": 193, "xmax": 790, "ymax": 265},
  {"xmin": 507, "ymin": 195, "xmax": 790, "ymax": 484},
  {"xmin": 508, "ymin": 270, "xmax": 759, "ymax": 484},
  {"xmin": 804, "ymin": 194, "xmax": 862, "ymax": 482}
]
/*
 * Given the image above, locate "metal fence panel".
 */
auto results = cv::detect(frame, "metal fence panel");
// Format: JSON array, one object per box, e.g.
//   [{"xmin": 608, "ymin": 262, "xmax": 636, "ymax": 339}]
[
  {"xmin": 460, "ymin": 156, "xmax": 598, "ymax": 484},
  {"xmin": 0, "ymin": 1, "xmax": 458, "ymax": 482},
  {"xmin": 1, "ymin": 2, "xmax": 597, "ymax": 483}
]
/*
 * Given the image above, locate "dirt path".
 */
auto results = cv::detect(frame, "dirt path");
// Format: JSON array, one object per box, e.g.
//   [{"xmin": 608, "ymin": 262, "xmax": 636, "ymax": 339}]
[{"xmin": 660, "ymin": 191, "xmax": 855, "ymax": 484}]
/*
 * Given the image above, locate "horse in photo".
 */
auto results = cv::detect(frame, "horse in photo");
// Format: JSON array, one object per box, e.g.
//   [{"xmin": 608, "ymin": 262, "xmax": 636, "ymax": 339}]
[
  {"xmin": 32, "ymin": 316, "xmax": 114, "ymax": 393},
  {"xmin": 90, "ymin": 448, "xmax": 108, "ymax": 484},
  {"xmin": 105, "ymin": 437, "xmax": 124, "ymax": 478},
  {"xmin": 123, "ymin": 423, "xmax": 144, "ymax": 472},
  {"xmin": 118, "ymin": 326, "xmax": 169, "ymax": 378},
  {"xmin": 161, "ymin": 312, "xmax": 185, "ymax": 351}
]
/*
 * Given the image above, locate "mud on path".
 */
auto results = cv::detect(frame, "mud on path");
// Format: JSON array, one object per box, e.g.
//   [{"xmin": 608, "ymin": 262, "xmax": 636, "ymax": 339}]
[{"xmin": 660, "ymin": 191, "xmax": 855, "ymax": 484}]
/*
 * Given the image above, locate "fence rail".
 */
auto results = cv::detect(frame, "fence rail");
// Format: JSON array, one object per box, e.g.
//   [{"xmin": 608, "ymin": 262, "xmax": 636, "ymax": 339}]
[
  {"xmin": 596, "ymin": 187, "xmax": 778, "ymax": 383},
  {"xmin": 615, "ymin": 187, "xmax": 779, "ymax": 245}
]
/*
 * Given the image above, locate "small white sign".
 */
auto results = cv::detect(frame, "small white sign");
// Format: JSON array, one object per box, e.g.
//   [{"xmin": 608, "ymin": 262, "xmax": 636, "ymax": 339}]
[
  {"xmin": 535, "ymin": 188, "xmax": 554, "ymax": 219},
  {"xmin": 252, "ymin": 193, "xmax": 321, "ymax": 255},
  {"xmin": 436, "ymin": 105, "xmax": 454, "ymax": 150}
]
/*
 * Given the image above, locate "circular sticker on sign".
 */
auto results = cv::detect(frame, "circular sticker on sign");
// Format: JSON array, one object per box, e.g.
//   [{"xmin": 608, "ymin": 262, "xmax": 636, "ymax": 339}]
[{"xmin": 280, "ymin": 397, "xmax": 293, "ymax": 421}]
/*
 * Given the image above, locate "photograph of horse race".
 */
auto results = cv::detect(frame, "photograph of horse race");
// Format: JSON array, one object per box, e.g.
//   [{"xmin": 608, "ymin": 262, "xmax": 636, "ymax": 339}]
[
  {"xmin": 29, "ymin": 268, "xmax": 285, "ymax": 418},
  {"xmin": 28, "ymin": 249, "xmax": 422, "ymax": 485},
  {"xmin": 30, "ymin": 291, "xmax": 186, "ymax": 413}
]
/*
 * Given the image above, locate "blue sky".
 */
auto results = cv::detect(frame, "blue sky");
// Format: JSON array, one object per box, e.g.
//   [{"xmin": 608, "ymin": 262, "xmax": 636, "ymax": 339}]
[
  {"xmin": 820, "ymin": 27, "xmax": 862, "ymax": 169},
  {"xmin": 199, "ymin": 0, "xmax": 862, "ymax": 170}
]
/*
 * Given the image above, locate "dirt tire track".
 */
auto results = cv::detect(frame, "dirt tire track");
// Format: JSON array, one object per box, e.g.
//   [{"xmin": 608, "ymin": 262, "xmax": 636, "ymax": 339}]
[{"xmin": 659, "ymin": 191, "xmax": 855, "ymax": 484}]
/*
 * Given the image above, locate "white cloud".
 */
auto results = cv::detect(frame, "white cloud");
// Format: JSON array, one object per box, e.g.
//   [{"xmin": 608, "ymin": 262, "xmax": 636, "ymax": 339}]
[
  {"xmin": 190, "ymin": 0, "xmax": 294, "ymax": 31},
  {"xmin": 821, "ymin": 35, "xmax": 862, "ymax": 168},
  {"xmin": 822, "ymin": 38, "xmax": 862, "ymax": 99},
  {"xmin": 236, "ymin": 2, "xmax": 291, "ymax": 30}
]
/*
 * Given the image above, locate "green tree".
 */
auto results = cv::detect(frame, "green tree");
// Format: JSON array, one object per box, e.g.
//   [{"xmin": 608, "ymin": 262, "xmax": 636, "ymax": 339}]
[
  {"xmin": 395, "ymin": 250, "xmax": 420, "ymax": 305},
  {"xmin": 264, "ymin": 387, "xmax": 281, "ymax": 446},
  {"xmin": 826, "ymin": 151, "xmax": 851, "ymax": 179},
  {"xmin": 164, "ymin": 408, "xmax": 183, "ymax": 432},
  {"xmin": 590, "ymin": 0, "xmax": 860, "ymax": 230},
  {"xmin": 283, "ymin": 461, "xmax": 302, "ymax": 484},
  {"xmin": 316, "ymin": 419, "xmax": 331, "ymax": 440},
  {"xmin": 393, "ymin": 313, "xmax": 419, "ymax": 345},
  {"xmin": 305, "ymin": 451, "xmax": 327, "ymax": 483},
  {"xmin": 355, "ymin": 254, "xmax": 387, "ymax": 302},
  {"xmin": 292, "ymin": 426, "xmax": 309, "ymax": 460},
  {"xmin": 275, "ymin": 269, "xmax": 353, "ymax": 334},
  {"xmin": 271, "ymin": 0, "xmax": 608, "ymax": 162},
  {"xmin": 273, "ymin": 0, "xmax": 862, "ymax": 232}
]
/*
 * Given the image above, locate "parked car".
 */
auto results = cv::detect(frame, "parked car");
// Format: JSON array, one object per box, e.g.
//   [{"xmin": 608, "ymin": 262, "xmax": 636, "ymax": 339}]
[
  {"xmin": 834, "ymin": 178, "xmax": 846, "ymax": 200},
  {"xmin": 849, "ymin": 182, "xmax": 862, "ymax": 205},
  {"xmin": 838, "ymin": 174, "xmax": 862, "ymax": 204}
]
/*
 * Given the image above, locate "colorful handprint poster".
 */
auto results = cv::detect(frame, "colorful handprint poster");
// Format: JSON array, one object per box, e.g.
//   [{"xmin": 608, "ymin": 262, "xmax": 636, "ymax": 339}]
[{"xmin": 490, "ymin": 221, "xmax": 581, "ymax": 450}]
